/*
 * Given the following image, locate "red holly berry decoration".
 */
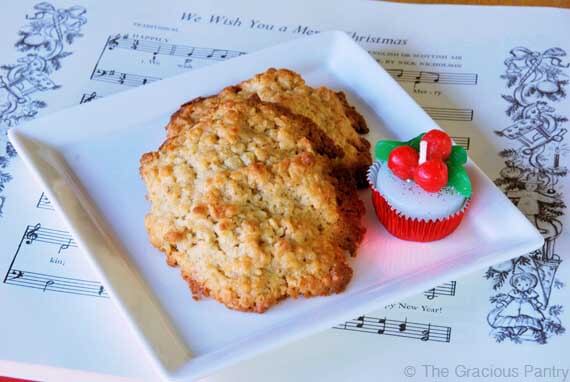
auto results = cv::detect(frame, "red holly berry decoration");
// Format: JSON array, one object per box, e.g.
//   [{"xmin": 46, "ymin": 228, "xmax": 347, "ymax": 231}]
[
  {"xmin": 414, "ymin": 159, "xmax": 448, "ymax": 192},
  {"xmin": 388, "ymin": 146, "xmax": 419, "ymax": 180},
  {"xmin": 421, "ymin": 129, "xmax": 452, "ymax": 160}
]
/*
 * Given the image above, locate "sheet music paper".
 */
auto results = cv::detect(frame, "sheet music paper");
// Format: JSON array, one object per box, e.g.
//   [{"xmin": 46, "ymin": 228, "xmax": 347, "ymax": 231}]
[{"xmin": 0, "ymin": 1, "xmax": 569, "ymax": 381}]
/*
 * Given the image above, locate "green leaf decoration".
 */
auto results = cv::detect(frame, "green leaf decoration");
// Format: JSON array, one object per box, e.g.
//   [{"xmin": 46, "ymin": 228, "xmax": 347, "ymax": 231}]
[
  {"xmin": 373, "ymin": 133, "xmax": 425, "ymax": 161},
  {"xmin": 447, "ymin": 145, "xmax": 468, "ymax": 167},
  {"xmin": 374, "ymin": 140, "xmax": 404, "ymax": 161},
  {"xmin": 447, "ymin": 164, "xmax": 472, "ymax": 198},
  {"xmin": 406, "ymin": 133, "xmax": 425, "ymax": 151}
]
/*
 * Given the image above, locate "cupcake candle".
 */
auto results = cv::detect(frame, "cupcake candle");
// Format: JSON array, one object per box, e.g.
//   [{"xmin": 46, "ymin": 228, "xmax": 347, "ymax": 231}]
[{"xmin": 368, "ymin": 129, "xmax": 471, "ymax": 242}]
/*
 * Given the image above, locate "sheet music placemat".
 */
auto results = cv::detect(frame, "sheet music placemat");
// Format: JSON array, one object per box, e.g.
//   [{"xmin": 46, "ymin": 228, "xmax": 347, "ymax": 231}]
[{"xmin": 0, "ymin": 1, "xmax": 569, "ymax": 381}]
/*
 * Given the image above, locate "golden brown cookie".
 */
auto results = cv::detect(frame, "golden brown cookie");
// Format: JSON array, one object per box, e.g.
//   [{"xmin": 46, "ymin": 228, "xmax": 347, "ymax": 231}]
[
  {"xmin": 166, "ymin": 68, "xmax": 371, "ymax": 187},
  {"xmin": 141, "ymin": 98, "xmax": 365, "ymax": 312}
]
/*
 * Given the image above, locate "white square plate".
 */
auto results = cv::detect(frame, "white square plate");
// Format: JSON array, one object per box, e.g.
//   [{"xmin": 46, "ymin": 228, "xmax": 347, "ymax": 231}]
[{"xmin": 9, "ymin": 31, "xmax": 543, "ymax": 381}]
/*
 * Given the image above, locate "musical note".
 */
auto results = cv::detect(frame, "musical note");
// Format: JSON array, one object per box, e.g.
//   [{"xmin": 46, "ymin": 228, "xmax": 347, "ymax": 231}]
[
  {"xmin": 150, "ymin": 44, "xmax": 161, "ymax": 65},
  {"xmin": 98, "ymin": 285, "xmax": 105, "ymax": 296},
  {"xmin": 356, "ymin": 315, "xmax": 365, "ymax": 328},
  {"xmin": 377, "ymin": 317, "xmax": 386, "ymax": 334},
  {"xmin": 413, "ymin": 71, "xmax": 440, "ymax": 90},
  {"xmin": 43, "ymin": 279, "xmax": 54, "ymax": 292},
  {"xmin": 131, "ymin": 39, "xmax": 139, "ymax": 50},
  {"xmin": 424, "ymin": 281, "xmax": 458, "ymax": 299},
  {"xmin": 58, "ymin": 238, "xmax": 72, "ymax": 254},
  {"xmin": 421, "ymin": 324, "xmax": 431, "ymax": 341},
  {"xmin": 25, "ymin": 223, "xmax": 41, "ymax": 244},
  {"xmin": 207, "ymin": 49, "xmax": 230, "ymax": 60},
  {"xmin": 399, "ymin": 318, "xmax": 408, "ymax": 332},
  {"xmin": 414, "ymin": 72, "xmax": 422, "ymax": 85}
]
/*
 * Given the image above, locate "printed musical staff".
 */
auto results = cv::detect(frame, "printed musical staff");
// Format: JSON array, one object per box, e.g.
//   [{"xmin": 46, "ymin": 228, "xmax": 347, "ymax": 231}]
[
  {"xmin": 3, "ymin": 224, "xmax": 107, "ymax": 299},
  {"xmin": 36, "ymin": 192, "xmax": 54, "ymax": 210},
  {"xmin": 91, "ymin": 69, "xmax": 159, "ymax": 87},
  {"xmin": 424, "ymin": 281, "xmax": 457, "ymax": 300},
  {"xmin": 334, "ymin": 315, "xmax": 452, "ymax": 343},
  {"xmin": 451, "ymin": 136, "xmax": 470, "ymax": 150},
  {"xmin": 386, "ymin": 68, "xmax": 478, "ymax": 86},
  {"xmin": 90, "ymin": 34, "xmax": 245, "ymax": 87},
  {"xmin": 106, "ymin": 34, "xmax": 245, "ymax": 61},
  {"xmin": 22, "ymin": 223, "xmax": 77, "ymax": 249},
  {"xmin": 4, "ymin": 269, "xmax": 109, "ymax": 298},
  {"xmin": 423, "ymin": 107, "xmax": 473, "ymax": 122}
]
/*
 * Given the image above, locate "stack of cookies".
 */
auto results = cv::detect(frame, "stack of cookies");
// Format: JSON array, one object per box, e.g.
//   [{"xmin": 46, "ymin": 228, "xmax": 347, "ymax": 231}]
[{"xmin": 140, "ymin": 68, "xmax": 370, "ymax": 313}]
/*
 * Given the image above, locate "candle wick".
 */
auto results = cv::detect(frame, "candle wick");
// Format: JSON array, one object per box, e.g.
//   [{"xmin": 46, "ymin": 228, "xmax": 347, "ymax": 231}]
[{"xmin": 419, "ymin": 140, "xmax": 428, "ymax": 165}]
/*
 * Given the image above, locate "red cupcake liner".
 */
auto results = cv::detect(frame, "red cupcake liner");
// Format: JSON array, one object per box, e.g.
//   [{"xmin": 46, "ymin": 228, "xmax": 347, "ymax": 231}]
[{"xmin": 367, "ymin": 161, "xmax": 470, "ymax": 242}]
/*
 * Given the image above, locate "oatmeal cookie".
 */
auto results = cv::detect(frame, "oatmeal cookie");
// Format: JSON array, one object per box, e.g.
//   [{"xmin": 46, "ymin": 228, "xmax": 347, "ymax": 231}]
[
  {"xmin": 166, "ymin": 68, "xmax": 371, "ymax": 186},
  {"xmin": 141, "ymin": 98, "xmax": 364, "ymax": 312}
]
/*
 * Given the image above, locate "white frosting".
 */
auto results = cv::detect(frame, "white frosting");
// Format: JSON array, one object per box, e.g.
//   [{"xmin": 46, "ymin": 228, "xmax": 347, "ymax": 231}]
[{"xmin": 374, "ymin": 161, "xmax": 466, "ymax": 220}]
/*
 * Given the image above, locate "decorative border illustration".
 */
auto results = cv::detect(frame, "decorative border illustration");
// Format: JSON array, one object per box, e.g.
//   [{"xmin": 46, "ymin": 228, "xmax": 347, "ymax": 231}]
[
  {"xmin": 486, "ymin": 47, "xmax": 568, "ymax": 344},
  {"xmin": 0, "ymin": 2, "xmax": 87, "ymax": 216}
]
